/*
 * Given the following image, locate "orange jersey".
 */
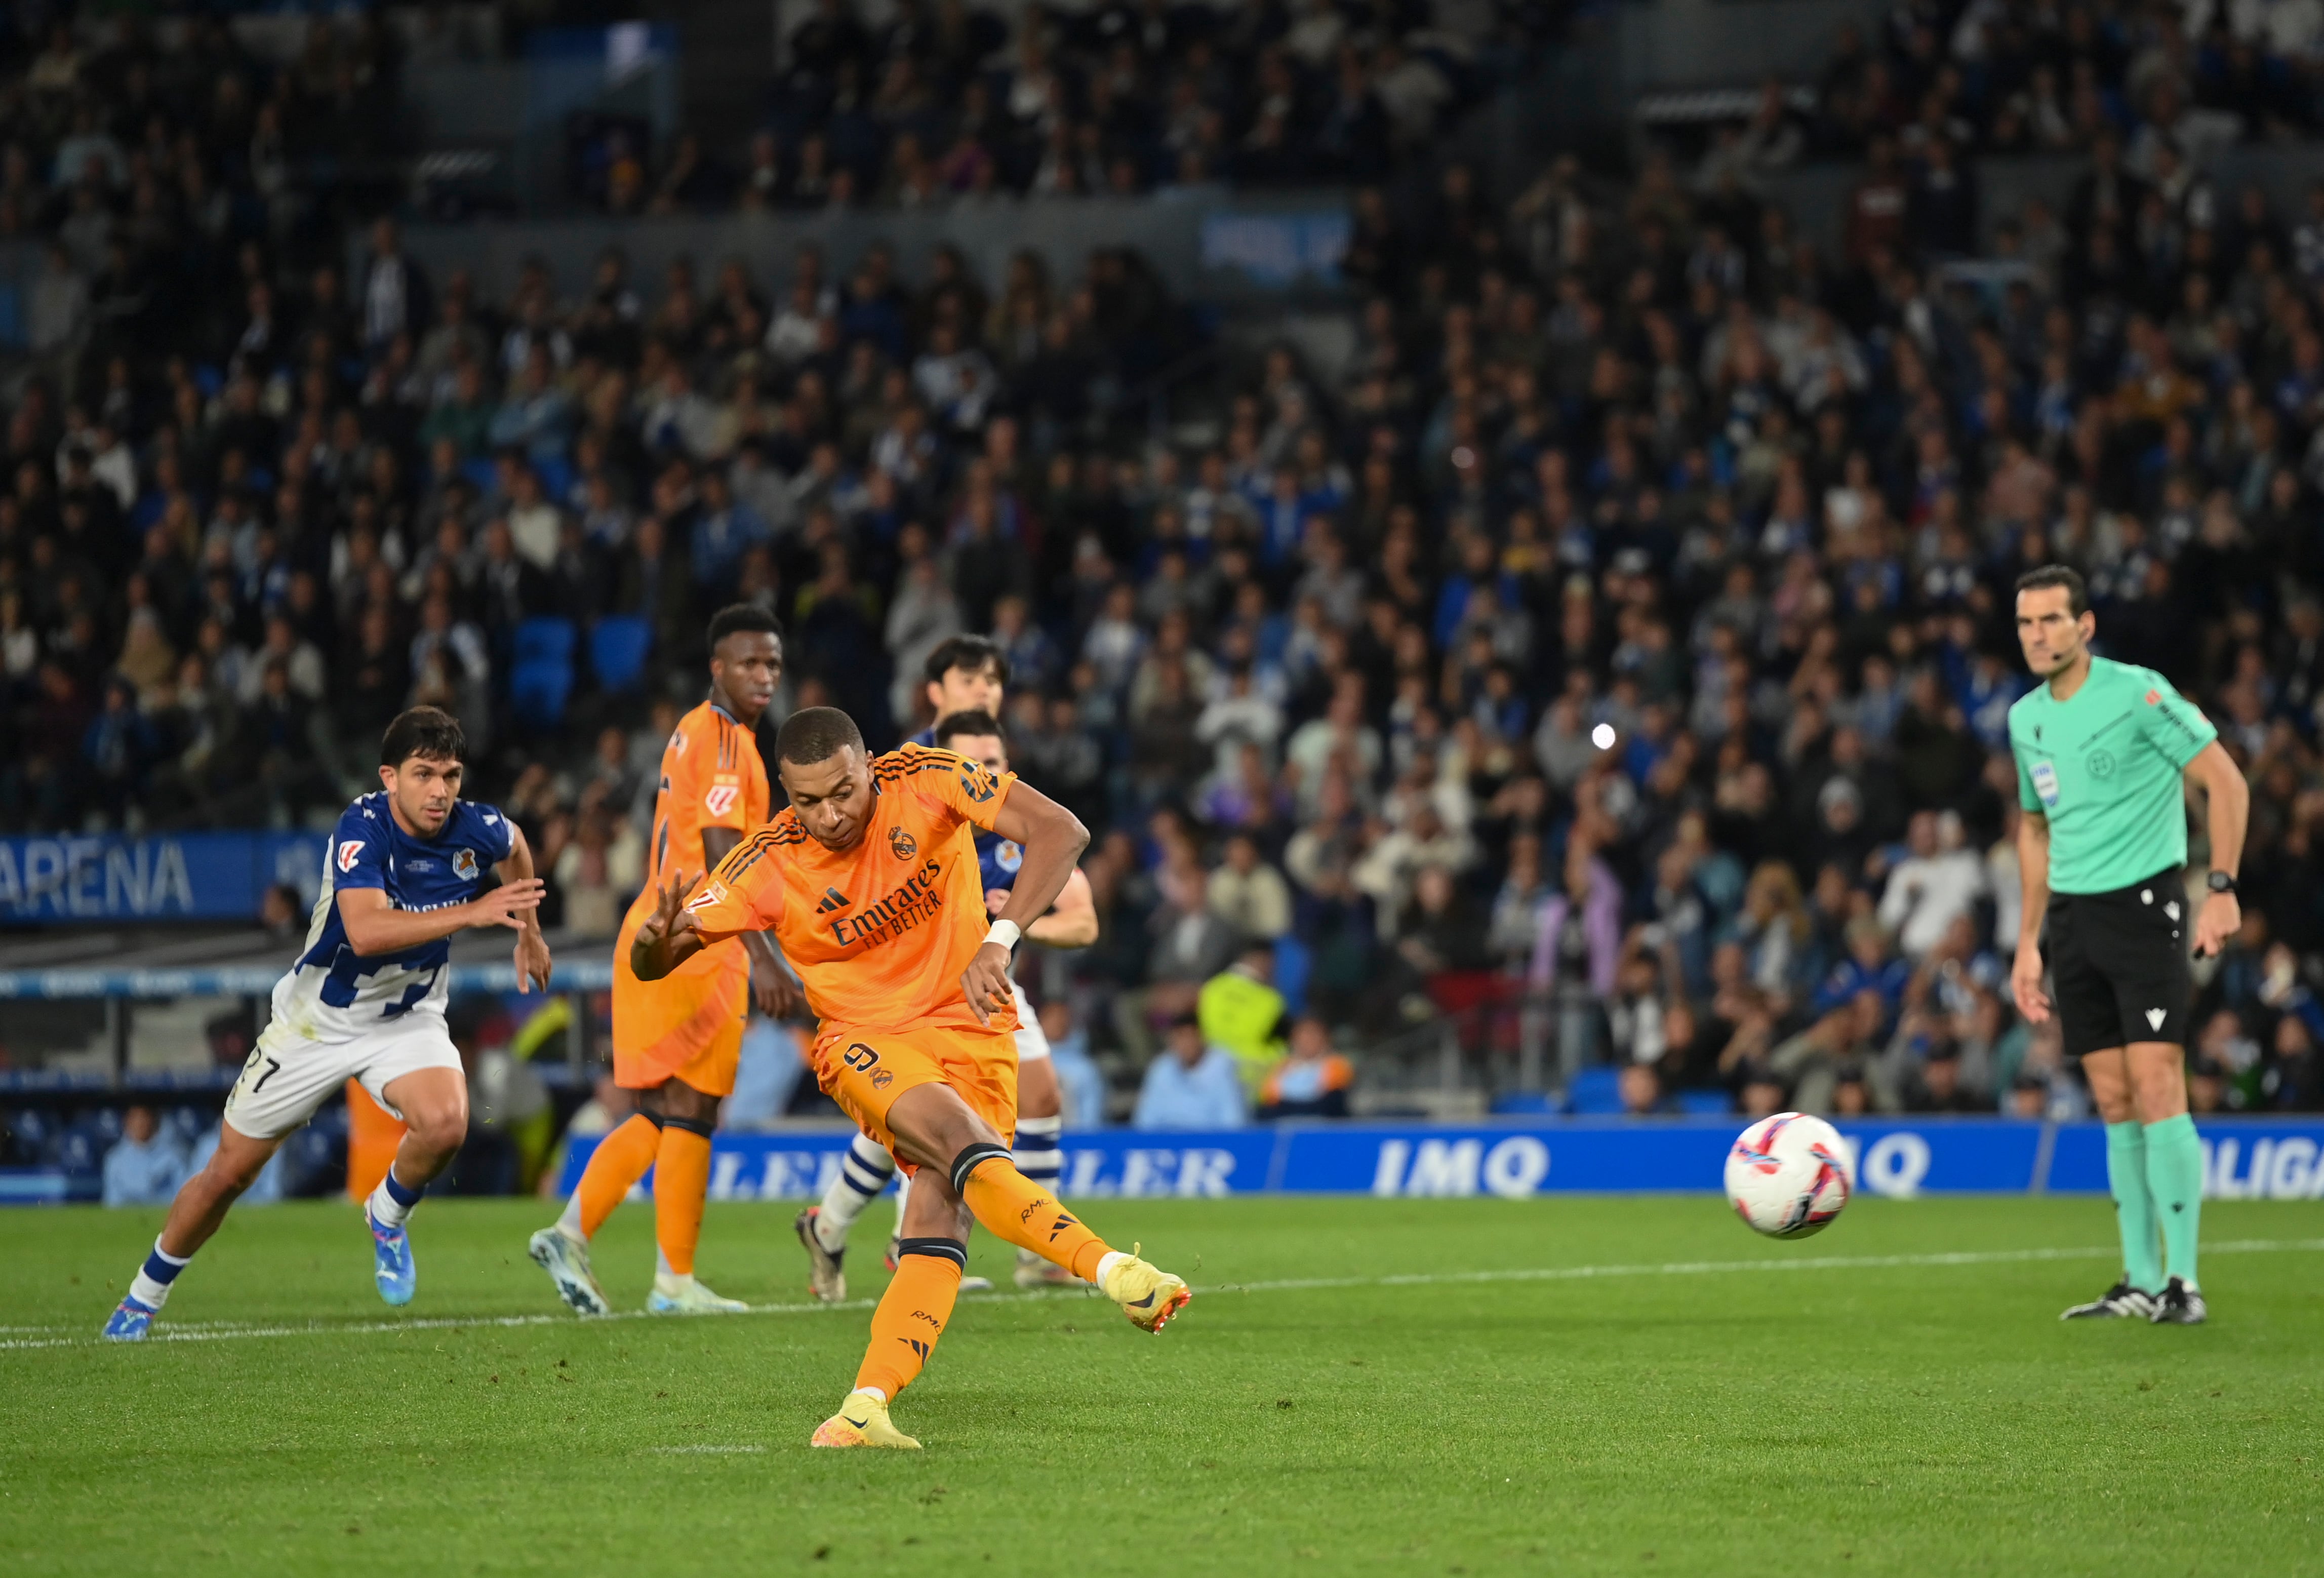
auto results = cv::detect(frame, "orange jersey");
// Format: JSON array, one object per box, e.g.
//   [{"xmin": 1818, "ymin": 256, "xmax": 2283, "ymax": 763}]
[
  {"xmin": 684, "ymin": 743, "xmax": 1017, "ymax": 1037},
  {"xmin": 616, "ymin": 699, "xmax": 772, "ymax": 993}
]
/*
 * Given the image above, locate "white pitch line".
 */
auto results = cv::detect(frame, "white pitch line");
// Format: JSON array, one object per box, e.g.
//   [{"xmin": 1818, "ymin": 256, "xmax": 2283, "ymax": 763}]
[
  {"xmin": 11, "ymin": 1237, "xmax": 2323, "ymax": 1354},
  {"xmin": 646, "ymin": 1445, "xmax": 766, "ymax": 1455}
]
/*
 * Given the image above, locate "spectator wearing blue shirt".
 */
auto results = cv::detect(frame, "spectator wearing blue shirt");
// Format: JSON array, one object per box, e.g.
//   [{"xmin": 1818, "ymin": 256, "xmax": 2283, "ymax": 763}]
[
  {"xmin": 1813, "ymin": 915, "xmax": 1913, "ymax": 1022},
  {"xmin": 1039, "ymin": 998, "xmax": 1109, "ymax": 1133},
  {"xmin": 1134, "ymin": 1015, "xmax": 1248, "ymax": 1130},
  {"xmin": 102, "ymin": 1106, "xmax": 186, "ymax": 1207},
  {"xmin": 690, "ymin": 469, "xmax": 768, "ymax": 589}
]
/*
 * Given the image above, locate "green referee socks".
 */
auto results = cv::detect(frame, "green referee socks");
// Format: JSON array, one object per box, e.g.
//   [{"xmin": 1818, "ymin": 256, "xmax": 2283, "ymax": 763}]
[
  {"xmin": 2143, "ymin": 1113, "xmax": 2203, "ymax": 1290},
  {"xmin": 2105, "ymin": 1121, "xmax": 2165, "ymax": 1295}
]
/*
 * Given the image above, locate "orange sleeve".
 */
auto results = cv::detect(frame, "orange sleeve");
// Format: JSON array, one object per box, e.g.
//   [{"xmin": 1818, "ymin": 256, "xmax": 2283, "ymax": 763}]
[
  {"xmin": 676, "ymin": 715, "xmax": 752, "ymax": 837},
  {"xmin": 894, "ymin": 743, "xmax": 1015, "ymax": 836},
  {"xmin": 685, "ymin": 827, "xmax": 787, "ymax": 945}
]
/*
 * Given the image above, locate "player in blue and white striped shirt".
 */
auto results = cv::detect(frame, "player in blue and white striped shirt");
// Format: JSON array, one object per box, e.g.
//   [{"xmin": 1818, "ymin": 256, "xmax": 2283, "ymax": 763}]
[{"xmin": 103, "ymin": 707, "xmax": 552, "ymax": 1340}]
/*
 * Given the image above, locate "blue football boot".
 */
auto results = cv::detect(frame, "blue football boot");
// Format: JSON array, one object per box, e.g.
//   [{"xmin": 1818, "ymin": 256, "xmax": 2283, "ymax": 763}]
[
  {"xmin": 368, "ymin": 1208, "xmax": 416, "ymax": 1306},
  {"xmin": 102, "ymin": 1295, "xmax": 156, "ymax": 1342}
]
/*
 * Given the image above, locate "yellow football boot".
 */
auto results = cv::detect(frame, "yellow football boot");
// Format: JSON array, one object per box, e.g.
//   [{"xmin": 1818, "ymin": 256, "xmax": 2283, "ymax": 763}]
[
  {"xmin": 1098, "ymin": 1243, "xmax": 1192, "ymax": 1332},
  {"xmin": 810, "ymin": 1389, "xmax": 923, "ymax": 1450}
]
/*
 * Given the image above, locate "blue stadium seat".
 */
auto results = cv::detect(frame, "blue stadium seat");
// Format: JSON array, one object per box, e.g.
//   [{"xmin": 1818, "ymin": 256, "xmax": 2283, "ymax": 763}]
[
  {"xmin": 53, "ymin": 1125, "xmax": 104, "ymax": 1175},
  {"xmin": 514, "ymin": 617, "xmax": 577, "ymax": 666},
  {"xmin": 1271, "ymin": 933, "xmax": 1311, "ymax": 1017},
  {"xmin": 509, "ymin": 657, "xmax": 573, "ymax": 726},
  {"xmin": 1490, "ymin": 1091, "xmax": 1556, "ymax": 1116},
  {"xmin": 589, "ymin": 616, "xmax": 652, "ymax": 692},
  {"xmin": 1677, "ymin": 1089, "xmax": 1735, "ymax": 1117},
  {"xmin": 1564, "ymin": 1066, "xmax": 1626, "ymax": 1115},
  {"xmin": 534, "ymin": 454, "xmax": 576, "ymax": 502}
]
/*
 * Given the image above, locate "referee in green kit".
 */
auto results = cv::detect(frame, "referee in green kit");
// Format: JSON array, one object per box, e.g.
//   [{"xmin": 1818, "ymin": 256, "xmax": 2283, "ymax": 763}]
[{"xmin": 2008, "ymin": 566, "xmax": 2250, "ymax": 1325}]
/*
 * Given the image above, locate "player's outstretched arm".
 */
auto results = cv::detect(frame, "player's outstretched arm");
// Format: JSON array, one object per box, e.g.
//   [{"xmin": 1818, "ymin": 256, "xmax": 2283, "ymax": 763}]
[
  {"xmin": 704, "ymin": 825, "xmax": 808, "ymax": 1017},
  {"xmin": 630, "ymin": 867, "xmax": 709, "ymax": 982},
  {"xmin": 338, "ymin": 876, "xmax": 546, "ymax": 957},
  {"xmin": 963, "ymin": 779, "xmax": 1089, "ymax": 1022},
  {"xmin": 497, "ymin": 823, "xmax": 554, "ymax": 993},
  {"xmin": 2184, "ymin": 740, "xmax": 2249, "ymax": 958}
]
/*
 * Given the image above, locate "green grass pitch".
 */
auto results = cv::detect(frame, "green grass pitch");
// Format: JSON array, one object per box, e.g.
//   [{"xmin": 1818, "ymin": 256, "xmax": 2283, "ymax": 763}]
[{"xmin": 4, "ymin": 1195, "xmax": 2321, "ymax": 1575}]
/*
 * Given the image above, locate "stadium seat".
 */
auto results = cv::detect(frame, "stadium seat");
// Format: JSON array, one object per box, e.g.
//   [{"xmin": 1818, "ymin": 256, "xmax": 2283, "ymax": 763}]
[
  {"xmin": 1272, "ymin": 933, "xmax": 1311, "ymax": 1016},
  {"xmin": 514, "ymin": 617, "xmax": 577, "ymax": 666},
  {"xmin": 1490, "ymin": 1091, "xmax": 1556, "ymax": 1116},
  {"xmin": 53, "ymin": 1125, "xmax": 105, "ymax": 1176},
  {"xmin": 1677, "ymin": 1089, "xmax": 1735, "ymax": 1117},
  {"xmin": 509, "ymin": 657, "xmax": 573, "ymax": 726},
  {"xmin": 1565, "ymin": 1066, "xmax": 1626, "ymax": 1116},
  {"xmin": 589, "ymin": 616, "xmax": 652, "ymax": 693},
  {"xmin": 534, "ymin": 454, "xmax": 576, "ymax": 501}
]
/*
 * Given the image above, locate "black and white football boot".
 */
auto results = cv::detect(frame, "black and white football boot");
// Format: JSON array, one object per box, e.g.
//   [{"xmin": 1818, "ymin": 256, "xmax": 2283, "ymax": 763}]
[
  {"xmin": 2060, "ymin": 1280, "xmax": 2160, "ymax": 1320},
  {"xmin": 2149, "ymin": 1277, "xmax": 2208, "ymax": 1325}
]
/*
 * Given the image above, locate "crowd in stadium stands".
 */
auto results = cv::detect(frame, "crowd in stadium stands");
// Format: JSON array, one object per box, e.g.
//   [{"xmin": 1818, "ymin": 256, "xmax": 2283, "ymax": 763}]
[
  {"xmin": 6, "ymin": 0, "xmax": 2324, "ymax": 1132},
  {"xmin": 1699, "ymin": 0, "xmax": 2322, "ymax": 193},
  {"xmin": 629, "ymin": 0, "xmax": 1561, "ymax": 211}
]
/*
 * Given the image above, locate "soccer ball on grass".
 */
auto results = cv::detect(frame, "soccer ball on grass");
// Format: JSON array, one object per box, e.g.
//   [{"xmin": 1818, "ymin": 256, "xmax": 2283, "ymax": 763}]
[{"xmin": 1725, "ymin": 1112, "xmax": 1853, "ymax": 1237}]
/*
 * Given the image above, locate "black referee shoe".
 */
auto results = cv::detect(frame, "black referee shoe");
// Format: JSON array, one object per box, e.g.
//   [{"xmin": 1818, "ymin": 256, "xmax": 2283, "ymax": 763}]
[
  {"xmin": 2061, "ymin": 1280, "xmax": 2160, "ymax": 1320},
  {"xmin": 2149, "ymin": 1277, "xmax": 2208, "ymax": 1325}
]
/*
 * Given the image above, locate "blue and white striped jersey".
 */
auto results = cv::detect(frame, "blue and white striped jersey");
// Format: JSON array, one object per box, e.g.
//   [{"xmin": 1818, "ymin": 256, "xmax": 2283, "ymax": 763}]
[
  {"xmin": 976, "ymin": 826, "xmax": 1022, "ymax": 896},
  {"xmin": 270, "ymin": 792, "xmax": 515, "ymax": 1041}
]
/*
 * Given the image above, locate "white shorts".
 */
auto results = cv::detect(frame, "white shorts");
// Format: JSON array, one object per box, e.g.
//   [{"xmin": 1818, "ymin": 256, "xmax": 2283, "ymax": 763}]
[
  {"xmin": 223, "ymin": 1012, "xmax": 464, "ymax": 1141},
  {"xmin": 1011, "ymin": 979, "xmax": 1050, "ymax": 1063}
]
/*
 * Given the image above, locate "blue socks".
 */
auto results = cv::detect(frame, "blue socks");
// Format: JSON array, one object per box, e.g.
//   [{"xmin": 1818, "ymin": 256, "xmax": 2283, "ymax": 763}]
[
  {"xmin": 128, "ymin": 1238, "xmax": 190, "ymax": 1310},
  {"xmin": 1014, "ymin": 1114, "xmax": 1063, "ymax": 1192},
  {"xmin": 368, "ymin": 1164, "xmax": 424, "ymax": 1229}
]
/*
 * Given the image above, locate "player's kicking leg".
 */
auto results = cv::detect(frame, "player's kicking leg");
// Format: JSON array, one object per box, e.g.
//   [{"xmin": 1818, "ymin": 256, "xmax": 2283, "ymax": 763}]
[
  {"xmin": 534, "ymin": 1074, "xmax": 745, "ymax": 1315},
  {"xmin": 106, "ymin": 1060, "xmax": 466, "ymax": 1338},
  {"xmin": 811, "ymin": 1080, "xmax": 1187, "ymax": 1449}
]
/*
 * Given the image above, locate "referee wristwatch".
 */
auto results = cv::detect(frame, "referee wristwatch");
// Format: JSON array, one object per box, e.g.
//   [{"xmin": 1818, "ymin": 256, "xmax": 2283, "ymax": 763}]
[{"xmin": 2207, "ymin": 871, "xmax": 2237, "ymax": 895}]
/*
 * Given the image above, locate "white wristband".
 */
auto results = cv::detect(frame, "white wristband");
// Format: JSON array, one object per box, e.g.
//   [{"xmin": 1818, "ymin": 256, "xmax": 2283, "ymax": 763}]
[{"xmin": 985, "ymin": 919, "xmax": 1022, "ymax": 953}]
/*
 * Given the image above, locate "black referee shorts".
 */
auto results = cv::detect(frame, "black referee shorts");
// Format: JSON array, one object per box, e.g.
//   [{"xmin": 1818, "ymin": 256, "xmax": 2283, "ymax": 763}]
[{"xmin": 2043, "ymin": 872, "xmax": 2194, "ymax": 1057}]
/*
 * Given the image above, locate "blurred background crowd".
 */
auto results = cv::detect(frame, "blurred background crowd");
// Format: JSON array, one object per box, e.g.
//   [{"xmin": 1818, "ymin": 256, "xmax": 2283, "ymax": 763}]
[{"xmin": 5, "ymin": 0, "xmax": 2324, "ymax": 1206}]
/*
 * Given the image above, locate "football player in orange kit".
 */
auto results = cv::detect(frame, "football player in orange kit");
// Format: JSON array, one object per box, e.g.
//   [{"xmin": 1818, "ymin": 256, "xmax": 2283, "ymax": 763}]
[
  {"xmin": 631, "ymin": 706, "xmax": 1191, "ymax": 1448},
  {"xmin": 529, "ymin": 605, "xmax": 804, "ymax": 1315}
]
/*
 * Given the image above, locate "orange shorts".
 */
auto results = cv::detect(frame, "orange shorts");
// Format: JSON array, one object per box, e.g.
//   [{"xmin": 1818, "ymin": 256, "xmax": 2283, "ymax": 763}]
[
  {"xmin": 812, "ymin": 1022, "xmax": 1018, "ymax": 1172},
  {"xmin": 612, "ymin": 967, "xmax": 747, "ymax": 1096}
]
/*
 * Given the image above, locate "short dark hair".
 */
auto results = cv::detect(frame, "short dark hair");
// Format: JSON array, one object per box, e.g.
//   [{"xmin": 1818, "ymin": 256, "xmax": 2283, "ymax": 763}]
[
  {"xmin": 381, "ymin": 705, "xmax": 464, "ymax": 767},
  {"xmin": 776, "ymin": 705, "xmax": 864, "ymax": 765},
  {"xmin": 2014, "ymin": 564, "xmax": 2089, "ymax": 617},
  {"xmin": 707, "ymin": 603, "xmax": 783, "ymax": 650},
  {"xmin": 931, "ymin": 708, "xmax": 1004, "ymax": 749},
  {"xmin": 923, "ymin": 634, "xmax": 1009, "ymax": 689}
]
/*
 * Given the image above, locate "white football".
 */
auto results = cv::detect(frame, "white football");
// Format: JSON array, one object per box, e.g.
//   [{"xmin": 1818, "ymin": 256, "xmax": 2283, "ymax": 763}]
[{"xmin": 1725, "ymin": 1113, "xmax": 1853, "ymax": 1237}]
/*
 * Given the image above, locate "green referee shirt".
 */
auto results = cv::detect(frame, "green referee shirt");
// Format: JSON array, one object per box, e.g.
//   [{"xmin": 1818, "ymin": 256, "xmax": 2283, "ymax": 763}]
[{"xmin": 2008, "ymin": 656, "xmax": 2217, "ymax": 894}]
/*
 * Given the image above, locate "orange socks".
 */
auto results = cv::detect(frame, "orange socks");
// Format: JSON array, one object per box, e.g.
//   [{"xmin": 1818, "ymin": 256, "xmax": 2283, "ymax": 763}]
[
  {"xmin": 653, "ymin": 1125, "xmax": 712, "ymax": 1277},
  {"xmin": 567, "ymin": 1114, "xmax": 660, "ymax": 1238},
  {"xmin": 958, "ymin": 1154, "xmax": 1111, "ymax": 1282},
  {"xmin": 559, "ymin": 1106, "xmax": 717, "ymax": 1279},
  {"xmin": 854, "ymin": 1241, "xmax": 964, "ymax": 1401}
]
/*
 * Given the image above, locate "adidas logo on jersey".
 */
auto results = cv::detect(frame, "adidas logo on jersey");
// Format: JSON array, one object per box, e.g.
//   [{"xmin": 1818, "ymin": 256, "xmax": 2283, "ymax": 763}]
[{"xmin": 816, "ymin": 887, "xmax": 851, "ymax": 914}]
